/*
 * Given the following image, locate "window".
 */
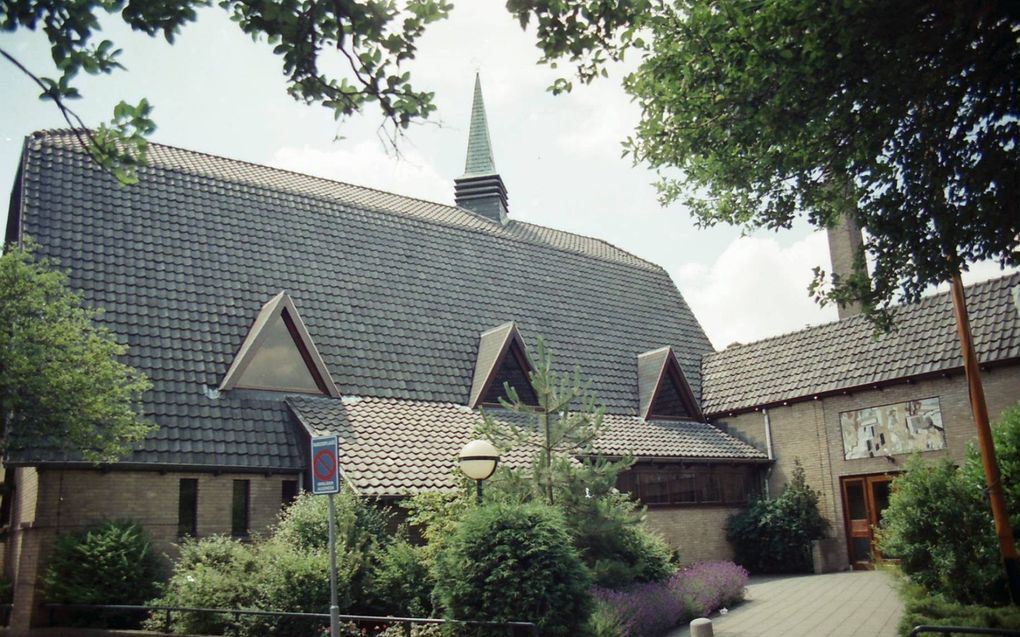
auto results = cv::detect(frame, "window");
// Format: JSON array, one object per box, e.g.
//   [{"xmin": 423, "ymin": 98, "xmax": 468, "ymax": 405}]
[
  {"xmin": 232, "ymin": 480, "xmax": 250, "ymax": 537},
  {"xmin": 0, "ymin": 469, "xmax": 15, "ymax": 527},
  {"xmin": 282, "ymin": 479, "xmax": 299, "ymax": 506},
  {"xmin": 235, "ymin": 313, "xmax": 325, "ymax": 393},
  {"xmin": 482, "ymin": 345, "xmax": 539, "ymax": 406},
  {"xmin": 178, "ymin": 479, "xmax": 198, "ymax": 537},
  {"xmin": 618, "ymin": 464, "xmax": 761, "ymax": 506}
]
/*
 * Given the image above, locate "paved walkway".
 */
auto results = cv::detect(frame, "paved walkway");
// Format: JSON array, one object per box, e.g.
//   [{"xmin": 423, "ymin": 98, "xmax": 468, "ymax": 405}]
[{"xmin": 666, "ymin": 570, "xmax": 903, "ymax": 637}]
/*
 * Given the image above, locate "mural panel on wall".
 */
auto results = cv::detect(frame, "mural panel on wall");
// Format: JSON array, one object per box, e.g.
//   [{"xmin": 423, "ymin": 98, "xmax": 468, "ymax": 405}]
[{"xmin": 840, "ymin": 397, "xmax": 946, "ymax": 460}]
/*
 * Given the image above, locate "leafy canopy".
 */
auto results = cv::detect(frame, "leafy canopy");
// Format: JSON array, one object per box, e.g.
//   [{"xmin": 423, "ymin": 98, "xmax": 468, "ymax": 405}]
[
  {"xmin": 1, "ymin": 0, "xmax": 451, "ymax": 183},
  {"xmin": 0, "ymin": 242, "xmax": 153, "ymax": 462},
  {"xmin": 509, "ymin": 0, "xmax": 1020, "ymax": 326}
]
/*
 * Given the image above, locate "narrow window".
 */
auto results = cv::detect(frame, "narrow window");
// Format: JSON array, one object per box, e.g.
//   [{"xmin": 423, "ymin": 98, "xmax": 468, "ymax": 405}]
[
  {"xmin": 178, "ymin": 479, "xmax": 198, "ymax": 538},
  {"xmin": 232, "ymin": 480, "xmax": 250, "ymax": 537},
  {"xmin": 281, "ymin": 479, "xmax": 299, "ymax": 506},
  {"xmin": 0, "ymin": 469, "xmax": 16, "ymax": 527}
]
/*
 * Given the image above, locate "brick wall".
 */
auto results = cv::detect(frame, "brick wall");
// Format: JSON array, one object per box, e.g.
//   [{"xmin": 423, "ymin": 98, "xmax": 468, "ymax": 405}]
[
  {"xmin": 644, "ymin": 506, "xmax": 743, "ymax": 564},
  {"xmin": 6, "ymin": 468, "xmax": 300, "ymax": 633},
  {"xmin": 712, "ymin": 363, "xmax": 1020, "ymax": 571}
]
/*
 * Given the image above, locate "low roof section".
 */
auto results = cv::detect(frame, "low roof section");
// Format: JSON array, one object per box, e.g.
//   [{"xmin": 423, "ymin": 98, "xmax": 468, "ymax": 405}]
[
  {"xmin": 288, "ymin": 396, "xmax": 769, "ymax": 498},
  {"xmin": 701, "ymin": 272, "xmax": 1020, "ymax": 416},
  {"xmin": 5, "ymin": 130, "xmax": 715, "ymax": 470}
]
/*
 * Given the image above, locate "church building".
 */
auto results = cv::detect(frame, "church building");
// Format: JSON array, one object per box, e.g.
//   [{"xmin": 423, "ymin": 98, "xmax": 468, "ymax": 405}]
[{"xmin": 2, "ymin": 75, "xmax": 1018, "ymax": 632}]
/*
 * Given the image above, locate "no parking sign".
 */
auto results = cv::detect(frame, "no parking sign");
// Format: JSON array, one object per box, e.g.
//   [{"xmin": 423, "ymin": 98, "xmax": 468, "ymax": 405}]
[{"xmin": 310, "ymin": 435, "xmax": 340, "ymax": 495}]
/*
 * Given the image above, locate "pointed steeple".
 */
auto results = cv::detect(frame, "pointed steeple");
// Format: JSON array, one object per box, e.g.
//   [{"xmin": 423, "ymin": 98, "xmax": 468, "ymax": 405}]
[
  {"xmin": 464, "ymin": 74, "xmax": 497, "ymax": 176},
  {"xmin": 455, "ymin": 73, "xmax": 509, "ymax": 224}
]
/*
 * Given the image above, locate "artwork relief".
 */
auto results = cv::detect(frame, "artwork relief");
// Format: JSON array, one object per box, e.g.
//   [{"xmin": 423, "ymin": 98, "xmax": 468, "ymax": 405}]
[{"xmin": 840, "ymin": 397, "xmax": 946, "ymax": 460}]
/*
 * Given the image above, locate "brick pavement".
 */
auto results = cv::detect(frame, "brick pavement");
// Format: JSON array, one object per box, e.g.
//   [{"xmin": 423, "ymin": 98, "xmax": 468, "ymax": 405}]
[{"xmin": 667, "ymin": 571, "xmax": 903, "ymax": 637}]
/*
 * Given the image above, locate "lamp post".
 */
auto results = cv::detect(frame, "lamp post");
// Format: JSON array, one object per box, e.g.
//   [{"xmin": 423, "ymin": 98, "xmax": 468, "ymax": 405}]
[{"xmin": 459, "ymin": 439, "xmax": 500, "ymax": 505}]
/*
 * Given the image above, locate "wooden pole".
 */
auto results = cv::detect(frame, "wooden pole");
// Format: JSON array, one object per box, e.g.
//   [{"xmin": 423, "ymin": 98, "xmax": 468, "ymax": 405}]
[{"xmin": 949, "ymin": 271, "xmax": 1020, "ymax": 603}]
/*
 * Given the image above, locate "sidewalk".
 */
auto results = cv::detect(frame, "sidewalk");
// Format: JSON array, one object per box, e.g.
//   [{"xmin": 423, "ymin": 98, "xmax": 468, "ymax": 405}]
[{"xmin": 666, "ymin": 570, "xmax": 903, "ymax": 637}]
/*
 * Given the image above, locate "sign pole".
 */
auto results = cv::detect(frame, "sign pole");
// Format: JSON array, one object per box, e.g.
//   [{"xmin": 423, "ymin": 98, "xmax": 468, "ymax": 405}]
[
  {"xmin": 328, "ymin": 491, "xmax": 339, "ymax": 637},
  {"xmin": 310, "ymin": 435, "xmax": 342, "ymax": 636}
]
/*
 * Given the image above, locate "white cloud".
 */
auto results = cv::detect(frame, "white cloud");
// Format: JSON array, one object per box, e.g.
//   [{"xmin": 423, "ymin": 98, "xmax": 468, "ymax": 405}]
[
  {"xmin": 673, "ymin": 232, "xmax": 839, "ymax": 350},
  {"xmin": 675, "ymin": 232, "xmax": 1020, "ymax": 351},
  {"xmin": 270, "ymin": 142, "xmax": 453, "ymax": 205}
]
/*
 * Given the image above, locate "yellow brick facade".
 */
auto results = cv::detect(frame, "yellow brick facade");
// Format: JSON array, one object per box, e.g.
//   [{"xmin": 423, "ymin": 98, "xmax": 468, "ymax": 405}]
[
  {"xmin": 4, "ymin": 468, "xmax": 301, "ymax": 633},
  {"xmin": 714, "ymin": 364, "xmax": 1020, "ymax": 570},
  {"xmin": 645, "ymin": 506, "xmax": 743, "ymax": 564}
]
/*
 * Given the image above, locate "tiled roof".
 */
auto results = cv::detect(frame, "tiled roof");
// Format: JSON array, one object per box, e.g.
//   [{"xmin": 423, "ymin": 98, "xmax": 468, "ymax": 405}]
[
  {"xmin": 701, "ymin": 272, "xmax": 1020, "ymax": 415},
  {"xmin": 288, "ymin": 396, "xmax": 767, "ymax": 497},
  {"xmin": 8, "ymin": 130, "xmax": 716, "ymax": 468}
]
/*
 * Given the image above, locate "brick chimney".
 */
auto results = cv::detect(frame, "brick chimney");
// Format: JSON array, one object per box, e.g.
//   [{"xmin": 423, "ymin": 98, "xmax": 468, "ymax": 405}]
[
  {"xmin": 454, "ymin": 74, "xmax": 509, "ymax": 225},
  {"xmin": 826, "ymin": 214, "xmax": 866, "ymax": 319}
]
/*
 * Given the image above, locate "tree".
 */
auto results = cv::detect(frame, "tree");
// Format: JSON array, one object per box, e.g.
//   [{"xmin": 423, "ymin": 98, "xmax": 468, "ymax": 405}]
[
  {"xmin": 507, "ymin": 0, "xmax": 1020, "ymax": 598},
  {"xmin": 477, "ymin": 339, "xmax": 675, "ymax": 588},
  {"xmin": 477, "ymin": 336, "xmax": 620, "ymax": 507},
  {"xmin": 0, "ymin": 242, "xmax": 153, "ymax": 462},
  {"xmin": 508, "ymin": 0, "xmax": 1019, "ymax": 323},
  {"xmin": 1, "ymin": 0, "xmax": 451, "ymax": 183}
]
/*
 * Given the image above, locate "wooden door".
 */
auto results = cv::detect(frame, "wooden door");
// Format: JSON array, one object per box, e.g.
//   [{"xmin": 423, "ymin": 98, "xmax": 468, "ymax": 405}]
[{"xmin": 841, "ymin": 474, "xmax": 896, "ymax": 570}]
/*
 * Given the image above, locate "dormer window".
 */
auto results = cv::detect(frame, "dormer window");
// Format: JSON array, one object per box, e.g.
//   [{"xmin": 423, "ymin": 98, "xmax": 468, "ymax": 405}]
[
  {"xmin": 468, "ymin": 322, "xmax": 539, "ymax": 408},
  {"xmin": 638, "ymin": 346, "xmax": 702, "ymax": 421},
  {"xmin": 220, "ymin": 292, "xmax": 340, "ymax": 397}
]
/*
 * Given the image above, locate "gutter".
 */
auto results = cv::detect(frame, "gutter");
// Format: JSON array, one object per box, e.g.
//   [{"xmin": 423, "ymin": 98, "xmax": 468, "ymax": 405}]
[{"xmin": 763, "ymin": 407, "xmax": 774, "ymax": 499}]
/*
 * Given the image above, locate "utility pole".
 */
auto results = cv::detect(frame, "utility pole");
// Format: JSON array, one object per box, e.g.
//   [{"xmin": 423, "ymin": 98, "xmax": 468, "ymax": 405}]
[{"xmin": 950, "ymin": 271, "xmax": 1020, "ymax": 603}]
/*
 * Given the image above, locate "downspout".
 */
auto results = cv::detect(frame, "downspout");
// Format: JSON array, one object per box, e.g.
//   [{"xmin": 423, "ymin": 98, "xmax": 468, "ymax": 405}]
[{"xmin": 763, "ymin": 408, "xmax": 774, "ymax": 499}]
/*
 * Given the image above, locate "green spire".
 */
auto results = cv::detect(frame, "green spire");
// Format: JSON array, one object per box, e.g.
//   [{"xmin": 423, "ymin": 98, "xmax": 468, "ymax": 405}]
[{"xmin": 463, "ymin": 73, "xmax": 497, "ymax": 177}]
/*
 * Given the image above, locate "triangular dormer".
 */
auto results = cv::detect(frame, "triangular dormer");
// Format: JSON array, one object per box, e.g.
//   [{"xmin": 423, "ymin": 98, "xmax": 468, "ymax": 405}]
[
  {"xmin": 220, "ymin": 292, "xmax": 340, "ymax": 397},
  {"xmin": 468, "ymin": 322, "xmax": 539, "ymax": 408},
  {"xmin": 637, "ymin": 346, "xmax": 702, "ymax": 421}
]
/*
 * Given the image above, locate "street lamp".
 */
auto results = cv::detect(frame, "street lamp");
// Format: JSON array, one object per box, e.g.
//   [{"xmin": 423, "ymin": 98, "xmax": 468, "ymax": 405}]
[{"xmin": 459, "ymin": 439, "xmax": 500, "ymax": 505}]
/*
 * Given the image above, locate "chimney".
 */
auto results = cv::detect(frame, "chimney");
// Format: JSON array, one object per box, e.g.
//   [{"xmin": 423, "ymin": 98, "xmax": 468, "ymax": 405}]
[
  {"xmin": 826, "ymin": 213, "xmax": 866, "ymax": 319},
  {"xmin": 454, "ymin": 74, "xmax": 509, "ymax": 225}
]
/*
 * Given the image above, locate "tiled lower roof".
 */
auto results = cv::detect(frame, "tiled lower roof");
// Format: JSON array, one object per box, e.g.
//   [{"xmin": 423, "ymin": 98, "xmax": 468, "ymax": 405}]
[
  {"xmin": 701, "ymin": 273, "xmax": 1020, "ymax": 415},
  {"xmin": 8, "ymin": 392, "xmax": 305, "ymax": 470},
  {"xmin": 288, "ymin": 396, "xmax": 767, "ymax": 497}
]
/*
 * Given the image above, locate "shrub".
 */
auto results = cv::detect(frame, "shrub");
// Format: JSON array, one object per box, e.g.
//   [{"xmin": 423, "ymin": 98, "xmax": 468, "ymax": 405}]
[
  {"xmin": 366, "ymin": 538, "xmax": 434, "ymax": 617},
  {"xmin": 726, "ymin": 461, "xmax": 828, "ymax": 573},
  {"xmin": 880, "ymin": 456, "xmax": 1004, "ymax": 605},
  {"xmin": 146, "ymin": 536, "xmax": 260, "ymax": 635},
  {"xmin": 897, "ymin": 580, "xmax": 1020, "ymax": 636},
  {"xmin": 44, "ymin": 520, "xmax": 163, "ymax": 627},
  {"xmin": 433, "ymin": 502, "xmax": 592, "ymax": 636},
  {"xmin": 671, "ymin": 562, "xmax": 748, "ymax": 618},
  {"xmin": 590, "ymin": 561, "xmax": 747, "ymax": 637},
  {"xmin": 592, "ymin": 582, "xmax": 683, "ymax": 637},
  {"xmin": 584, "ymin": 597, "xmax": 628, "ymax": 637},
  {"xmin": 963, "ymin": 401, "xmax": 1020, "ymax": 536},
  {"xmin": 571, "ymin": 493, "xmax": 676, "ymax": 588},
  {"xmin": 153, "ymin": 491, "xmax": 395, "ymax": 636}
]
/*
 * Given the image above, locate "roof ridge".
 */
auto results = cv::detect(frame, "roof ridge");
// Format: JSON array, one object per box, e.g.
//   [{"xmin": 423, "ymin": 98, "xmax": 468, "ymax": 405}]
[
  {"xmin": 29, "ymin": 129, "xmax": 663, "ymax": 274},
  {"xmin": 707, "ymin": 270, "xmax": 1020, "ymax": 359},
  {"xmin": 513, "ymin": 219, "xmax": 662, "ymax": 271}
]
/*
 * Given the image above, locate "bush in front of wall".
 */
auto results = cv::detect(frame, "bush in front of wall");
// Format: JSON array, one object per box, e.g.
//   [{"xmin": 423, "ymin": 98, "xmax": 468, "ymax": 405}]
[
  {"xmin": 879, "ymin": 456, "xmax": 1004, "ymax": 605},
  {"xmin": 433, "ymin": 501, "xmax": 592, "ymax": 637},
  {"xmin": 145, "ymin": 535, "xmax": 261, "ymax": 635},
  {"xmin": 43, "ymin": 520, "xmax": 164, "ymax": 627},
  {"xmin": 725, "ymin": 461, "xmax": 829, "ymax": 574},
  {"xmin": 366, "ymin": 538, "xmax": 434, "ymax": 617}
]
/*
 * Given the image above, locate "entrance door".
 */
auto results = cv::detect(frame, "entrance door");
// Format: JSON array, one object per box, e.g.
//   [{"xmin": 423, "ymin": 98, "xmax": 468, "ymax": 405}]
[{"xmin": 841, "ymin": 474, "xmax": 896, "ymax": 570}]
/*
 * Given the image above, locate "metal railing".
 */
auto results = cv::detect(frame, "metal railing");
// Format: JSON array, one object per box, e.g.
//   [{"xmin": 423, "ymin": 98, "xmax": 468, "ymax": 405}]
[
  {"xmin": 909, "ymin": 626, "xmax": 1020, "ymax": 636},
  {"xmin": 45, "ymin": 603, "xmax": 540, "ymax": 636}
]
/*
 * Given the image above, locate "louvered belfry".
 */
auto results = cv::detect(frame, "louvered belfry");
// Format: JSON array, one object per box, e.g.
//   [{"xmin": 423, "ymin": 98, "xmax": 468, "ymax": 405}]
[{"xmin": 454, "ymin": 74, "xmax": 509, "ymax": 224}]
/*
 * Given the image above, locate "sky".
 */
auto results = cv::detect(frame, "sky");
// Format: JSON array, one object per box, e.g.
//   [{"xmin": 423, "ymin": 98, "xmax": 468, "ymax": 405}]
[{"xmin": 1, "ymin": 4, "xmax": 1014, "ymax": 350}]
